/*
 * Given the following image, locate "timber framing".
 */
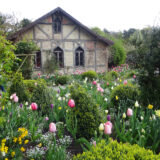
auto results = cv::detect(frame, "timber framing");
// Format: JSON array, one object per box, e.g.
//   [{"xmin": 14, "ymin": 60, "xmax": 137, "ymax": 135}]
[{"xmin": 8, "ymin": 7, "xmax": 113, "ymax": 46}]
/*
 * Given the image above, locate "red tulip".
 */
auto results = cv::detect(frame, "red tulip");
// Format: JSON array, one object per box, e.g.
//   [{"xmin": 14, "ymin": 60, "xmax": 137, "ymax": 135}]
[
  {"xmin": 68, "ymin": 99, "xmax": 75, "ymax": 108},
  {"xmin": 31, "ymin": 103, "xmax": 38, "ymax": 110}
]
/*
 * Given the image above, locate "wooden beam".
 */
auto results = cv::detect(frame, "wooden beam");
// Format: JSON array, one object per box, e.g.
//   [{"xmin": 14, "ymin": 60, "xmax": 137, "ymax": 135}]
[
  {"xmin": 63, "ymin": 26, "xmax": 78, "ymax": 39},
  {"xmin": 36, "ymin": 25, "xmax": 50, "ymax": 39}
]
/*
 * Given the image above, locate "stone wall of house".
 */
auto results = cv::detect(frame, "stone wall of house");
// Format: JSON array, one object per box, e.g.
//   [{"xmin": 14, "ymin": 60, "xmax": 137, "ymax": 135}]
[{"xmin": 19, "ymin": 14, "xmax": 109, "ymax": 75}]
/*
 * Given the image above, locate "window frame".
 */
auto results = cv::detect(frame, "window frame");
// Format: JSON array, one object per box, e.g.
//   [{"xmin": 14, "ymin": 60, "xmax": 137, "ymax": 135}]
[
  {"xmin": 75, "ymin": 47, "xmax": 84, "ymax": 67},
  {"xmin": 35, "ymin": 51, "xmax": 41, "ymax": 69},
  {"xmin": 53, "ymin": 17, "xmax": 61, "ymax": 34},
  {"xmin": 53, "ymin": 47, "xmax": 64, "ymax": 68}
]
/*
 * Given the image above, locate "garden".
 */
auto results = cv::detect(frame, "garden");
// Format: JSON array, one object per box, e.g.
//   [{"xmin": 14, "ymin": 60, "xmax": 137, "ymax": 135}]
[{"xmin": 0, "ymin": 27, "xmax": 160, "ymax": 160}]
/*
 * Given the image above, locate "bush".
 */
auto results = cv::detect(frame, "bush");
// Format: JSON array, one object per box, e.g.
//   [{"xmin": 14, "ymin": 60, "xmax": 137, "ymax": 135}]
[
  {"xmin": 81, "ymin": 70, "xmax": 98, "ymax": 81},
  {"xmin": 73, "ymin": 140, "xmax": 160, "ymax": 160},
  {"xmin": 55, "ymin": 75, "xmax": 70, "ymax": 85},
  {"xmin": 9, "ymin": 73, "xmax": 29, "ymax": 102},
  {"xmin": 105, "ymin": 71, "xmax": 119, "ymax": 81},
  {"xmin": 69, "ymin": 83, "xmax": 101, "ymax": 140},
  {"xmin": 9, "ymin": 75, "xmax": 54, "ymax": 114},
  {"xmin": 110, "ymin": 84, "xmax": 140, "ymax": 108}
]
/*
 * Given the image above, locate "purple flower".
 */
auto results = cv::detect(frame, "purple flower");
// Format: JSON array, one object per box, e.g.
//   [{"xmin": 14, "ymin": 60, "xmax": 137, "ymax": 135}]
[
  {"xmin": 20, "ymin": 103, "xmax": 23, "ymax": 108},
  {"xmin": 45, "ymin": 117, "xmax": 49, "ymax": 121},
  {"xmin": 50, "ymin": 104, "xmax": 54, "ymax": 109},
  {"xmin": 57, "ymin": 89, "xmax": 60, "ymax": 94},
  {"xmin": 107, "ymin": 115, "xmax": 111, "ymax": 121}
]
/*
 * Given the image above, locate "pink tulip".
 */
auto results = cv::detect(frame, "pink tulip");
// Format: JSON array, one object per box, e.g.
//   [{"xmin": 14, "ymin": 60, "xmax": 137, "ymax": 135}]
[
  {"xmin": 38, "ymin": 73, "xmax": 41, "ymax": 76},
  {"xmin": 31, "ymin": 103, "xmax": 38, "ymax": 110},
  {"xmin": 92, "ymin": 81, "xmax": 97, "ymax": 85},
  {"xmin": 49, "ymin": 123, "xmax": 56, "ymax": 132},
  {"xmin": 104, "ymin": 121, "xmax": 112, "ymax": 129},
  {"xmin": 123, "ymin": 80, "xmax": 128, "ymax": 85},
  {"xmin": 13, "ymin": 96, "xmax": 19, "ymax": 102},
  {"xmin": 127, "ymin": 108, "xmax": 133, "ymax": 117},
  {"xmin": 107, "ymin": 82, "xmax": 109, "ymax": 86},
  {"xmin": 96, "ymin": 83, "xmax": 100, "ymax": 88},
  {"xmin": 10, "ymin": 93, "xmax": 16, "ymax": 100},
  {"xmin": 104, "ymin": 124, "xmax": 112, "ymax": 135},
  {"xmin": 45, "ymin": 117, "xmax": 49, "ymax": 121},
  {"xmin": 68, "ymin": 99, "xmax": 75, "ymax": 108},
  {"xmin": 133, "ymin": 75, "xmax": 136, "ymax": 79}
]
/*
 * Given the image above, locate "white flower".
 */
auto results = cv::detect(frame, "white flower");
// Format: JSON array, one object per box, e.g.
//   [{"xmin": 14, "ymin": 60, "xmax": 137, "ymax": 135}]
[
  {"xmin": 58, "ymin": 97, "xmax": 62, "ymax": 101},
  {"xmin": 111, "ymin": 86, "xmax": 114, "ymax": 90},
  {"xmin": 135, "ymin": 101, "xmax": 139, "ymax": 107},
  {"xmin": 63, "ymin": 97, "xmax": 65, "ymax": 101},
  {"xmin": 104, "ymin": 98, "xmax": 108, "ymax": 102},
  {"xmin": 140, "ymin": 116, "xmax": 144, "ymax": 120},
  {"xmin": 99, "ymin": 123, "xmax": 104, "ymax": 131},
  {"xmin": 114, "ymin": 83, "xmax": 117, "ymax": 86},
  {"xmin": 152, "ymin": 114, "xmax": 156, "ymax": 120},
  {"xmin": 122, "ymin": 113, "xmax": 126, "ymax": 119},
  {"xmin": 141, "ymin": 129, "xmax": 145, "ymax": 133},
  {"xmin": 25, "ymin": 102, "xmax": 28, "ymax": 105},
  {"xmin": 105, "ymin": 110, "xmax": 108, "ymax": 114}
]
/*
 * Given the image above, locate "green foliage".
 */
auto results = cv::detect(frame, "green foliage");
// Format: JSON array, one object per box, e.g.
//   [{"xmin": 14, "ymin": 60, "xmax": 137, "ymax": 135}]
[
  {"xmin": 9, "ymin": 74, "xmax": 54, "ymax": 114},
  {"xmin": 111, "ymin": 39, "xmax": 126, "ymax": 65},
  {"xmin": 55, "ymin": 75, "xmax": 70, "ymax": 85},
  {"xmin": 9, "ymin": 72, "xmax": 29, "ymax": 102},
  {"xmin": 81, "ymin": 70, "xmax": 98, "ymax": 81},
  {"xmin": 110, "ymin": 84, "xmax": 139, "ymax": 108},
  {"xmin": 137, "ymin": 28, "xmax": 160, "ymax": 106},
  {"xmin": 69, "ymin": 83, "xmax": 102, "ymax": 140},
  {"xmin": 0, "ymin": 35, "xmax": 16, "ymax": 81},
  {"xmin": 15, "ymin": 40, "xmax": 38, "ymax": 79},
  {"xmin": 105, "ymin": 71, "xmax": 119, "ymax": 81},
  {"xmin": 73, "ymin": 139, "xmax": 160, "ymax": 160}
]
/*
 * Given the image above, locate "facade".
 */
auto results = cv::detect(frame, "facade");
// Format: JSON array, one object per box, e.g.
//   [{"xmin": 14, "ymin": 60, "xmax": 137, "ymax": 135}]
[{"xmin": 9, "ymin": 7, "xmax": 113, "ymax": 74}]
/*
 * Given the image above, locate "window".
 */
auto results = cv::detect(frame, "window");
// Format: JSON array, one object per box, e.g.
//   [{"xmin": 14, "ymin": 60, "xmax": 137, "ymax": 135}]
[
  {"xmin": 53, "ymin": 47, "xmax": 64, "ymax": 67},
  {"xmin": 54, "ymin": 17, "xmax": 61, "ymax": 33},
  {"xmin": 35, "ymin": 51, "xmax": 41, "ymax": 68},
  {"xmin": 75, "ymin": 47, "xmax": 84, "ymax": 66}
]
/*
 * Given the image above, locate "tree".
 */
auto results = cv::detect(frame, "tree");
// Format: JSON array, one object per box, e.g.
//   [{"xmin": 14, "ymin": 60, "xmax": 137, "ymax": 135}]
[{"xmin": 92, "ymin": 27, "xmax": 126, "ymax": 66}]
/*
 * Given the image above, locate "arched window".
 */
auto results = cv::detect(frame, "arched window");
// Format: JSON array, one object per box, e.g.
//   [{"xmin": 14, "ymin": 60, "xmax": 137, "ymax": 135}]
[
  {"xmin": 75, "ymin": 47, "xmax": 84, "ymax": 66},
  {"xmin": 53, "ymin": 47, "xmax": 64, "ymax": 67},
  {"xmin": 54, "ymin": 17, "xmax": 61, "ymax": 33},
  {"xmin": 35, "ymin": 51, "xmax": 41, "ymax": 68}
]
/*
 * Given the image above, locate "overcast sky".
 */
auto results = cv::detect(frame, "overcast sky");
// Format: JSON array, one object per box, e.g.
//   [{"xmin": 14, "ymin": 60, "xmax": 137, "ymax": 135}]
[{"xmin": 1, "ymin": 0, "xmax": 160, "ymax": 32}]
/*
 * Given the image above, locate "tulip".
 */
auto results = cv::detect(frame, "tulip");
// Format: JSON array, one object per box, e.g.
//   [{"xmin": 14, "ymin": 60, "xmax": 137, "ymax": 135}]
[
  {"xmin": 49, "ymin": 123, "xmax": 56, "ymax": 132},
  {"xmin": 104, "ymin": 124, "xmax": 112, "ymax": 135},
  {"xmin": 107, "ymin": 115, "xmax": 111, "ymax": 121},
  {"xmin": 104, "ymin": 121, "xmax": 112, "ymax": 129},
  {"xmin": 133, "ymin": 75, "xmax": 136, "ymax": 79},
  {"xmin": 92, "ymin": 81, "xmax": 97, "ymax": 85},
  {"xmin": 99, "ymin": 123, "xmax": 104, "ymax": 131},
  {"xmin": 107, "ymin": 82, "xmax": 109, "ymax": 86},
  {"xmin": 31, "ymin": 103, "xmax": 38, "ymax": 110},
  {"xmin": 122, "ymin": 113, "xmax": 126, "ymax": 119},
  {"xmin": 127, "ymin": 108, "xmax": 133, "ymax": 117},
  {"xmin": 68, "ymin": 99, "xmax": 75, "ymax": 108},
  {"xmin": 13, "ymin": 96, "xmax": 19, "ymax": 102},
  {"xmin": 50, "ymin": 104, "xmax": 54, "ymax": 109},
  {"xmin": 123, "ymin": 80, "xmax": 128, "ymax": 85},
  {"xmin": 135, "ymin": 101, "xmax": 139, "ymax": 107},
  {"xmin": 45, "ymin": 117, "xmax": 49, "ymax": 121}
]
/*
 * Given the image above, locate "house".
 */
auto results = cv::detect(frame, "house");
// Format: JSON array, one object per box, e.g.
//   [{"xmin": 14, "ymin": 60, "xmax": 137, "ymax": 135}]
[{"xmin": 9, "ymin": 7, "xmax": 113, "ymax": 74}]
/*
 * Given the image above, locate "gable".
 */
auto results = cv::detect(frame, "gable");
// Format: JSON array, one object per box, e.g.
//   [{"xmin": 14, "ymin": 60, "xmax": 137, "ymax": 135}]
[{"xmin": 8, "ymin": 7, "xmax": 113, "ymax": 46}]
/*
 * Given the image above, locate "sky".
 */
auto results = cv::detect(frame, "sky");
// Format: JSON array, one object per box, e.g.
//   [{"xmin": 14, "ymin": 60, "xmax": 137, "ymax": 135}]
[{"xmin": 0, "ymin": 0, "xmax": 160, "ymax": 32}]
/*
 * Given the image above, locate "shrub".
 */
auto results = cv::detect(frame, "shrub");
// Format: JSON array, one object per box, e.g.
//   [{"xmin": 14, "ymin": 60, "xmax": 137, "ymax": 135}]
[
  {"xmin": 105, "ymin": 71, "xmax": 119, "ymax": 81},
  {"xmin": 81, "ymin": 70, "xmax": 98, "ymax": 80},
  {"xmin": 110, "ymin": 84, "xmax": 140, "ymax": 108},
  {"xmin": 9, "ymin": 75, "xmax": 54, "ymax": 114},
  {"xmin": 9, "ymin": 73, "xmax": 29, "ymax": 102},
  {"xmin": 55, "ymin": 75, "xmax": 70, "ymax": 85},
  {"xmin": 73, "ymin": 140, "xmax": 160, "ymax": 160},
  {"xmin": 68, "ymin": 83, "xmax": 101, "ymax": 140}
]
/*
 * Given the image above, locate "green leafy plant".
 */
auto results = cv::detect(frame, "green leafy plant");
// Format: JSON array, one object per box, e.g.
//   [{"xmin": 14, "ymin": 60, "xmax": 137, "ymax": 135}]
[
  {"xmin": 69, "ymin": 83, "xmax": 102, "ymax": 140},
  {"xmin": 55, "ymin": 75, "xmax": 71, "ymax": 85},
  {"xmin": 74, "ymin": 139, "xmax": 160, "ymax": 160},
  {"xmin": 81, "ymin": 70, "xmax": 98, "ymax": 81}
]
